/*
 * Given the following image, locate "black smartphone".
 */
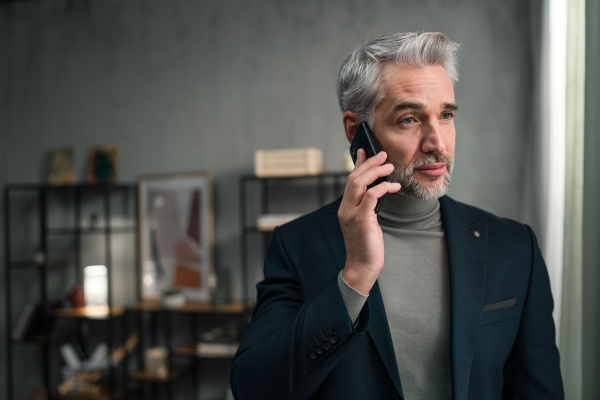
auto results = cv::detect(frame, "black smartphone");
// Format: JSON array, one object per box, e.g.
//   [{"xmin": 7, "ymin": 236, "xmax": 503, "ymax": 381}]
[{"xmin": 349, "ymin": 121, "xmax": 392, "ymax": 213}]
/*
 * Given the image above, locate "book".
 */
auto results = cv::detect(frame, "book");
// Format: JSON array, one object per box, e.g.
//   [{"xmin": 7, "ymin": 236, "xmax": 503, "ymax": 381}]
[
  {"xmin": 257, "ymin": 214, "xmax": 302, "ymax": 231},
  {"xmin": 196, "ymin": 341, "xmax": 239, "ymax": 357},
  {"xmin": 196, "ymin": 327, "xmax": 239, "ymax": 357}
]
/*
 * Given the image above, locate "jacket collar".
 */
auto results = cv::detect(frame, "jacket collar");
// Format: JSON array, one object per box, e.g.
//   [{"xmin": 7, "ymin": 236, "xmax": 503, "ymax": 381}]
[{"xmin": 319, "ymin": 195, "xmax": 487, "ymax": 400}]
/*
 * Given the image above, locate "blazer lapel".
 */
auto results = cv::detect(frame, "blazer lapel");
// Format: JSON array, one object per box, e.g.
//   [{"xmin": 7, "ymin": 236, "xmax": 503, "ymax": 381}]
[
  {"xmin": 440, "ymin": 196, "xmax": 487, "ymax": 400},
  {"xmin": 318, "ymin": 201, "xmax": 403, "ymax": 398}
]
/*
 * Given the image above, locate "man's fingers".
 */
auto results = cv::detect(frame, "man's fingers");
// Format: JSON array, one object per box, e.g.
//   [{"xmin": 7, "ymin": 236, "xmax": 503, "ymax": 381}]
[
  {"xmin": 353, "ymin": 148, "xmax": 367, "ymax": 167},
  {"xmin": 352, "ymin": 150, "xmax": 387, "ymax": 172},
  {"xmin": 359, "ymin": 182, "xmax": 401, "ymax": 211},
  {"xmin": 345, "ymin": 163, "xmax": 394, "ymax": 204}
]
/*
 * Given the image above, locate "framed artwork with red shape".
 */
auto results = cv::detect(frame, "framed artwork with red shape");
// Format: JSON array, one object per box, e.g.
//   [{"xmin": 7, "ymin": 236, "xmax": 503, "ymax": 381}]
[{"xmin": 138, "ymin": 172, "xmax": 214, "ymax": 302}]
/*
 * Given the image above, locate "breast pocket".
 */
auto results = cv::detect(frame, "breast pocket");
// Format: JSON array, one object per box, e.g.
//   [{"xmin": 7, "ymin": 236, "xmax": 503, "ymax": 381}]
[{"xmin": 480, "ymin": 298, "xmax": 520, "ymax": 326}]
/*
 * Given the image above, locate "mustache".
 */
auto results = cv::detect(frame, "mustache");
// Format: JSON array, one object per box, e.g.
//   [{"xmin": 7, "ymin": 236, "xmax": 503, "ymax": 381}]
[{"xmin": 402, "ymin": 153, "xmax": 454, "ymax": 173}]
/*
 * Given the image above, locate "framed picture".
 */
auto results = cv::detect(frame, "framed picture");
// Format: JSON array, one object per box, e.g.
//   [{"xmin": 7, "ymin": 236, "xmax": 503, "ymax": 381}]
[
  {"xmin": 139, "ymin": 172, "xmax": 214, "ymax": 302},
  {"xmin": 87, "ymin": 145, "xmax": 119, "ymax": 183},
  {"xmin": 48, "ymin": 147, "xmax": 74, "ymax": 185}
]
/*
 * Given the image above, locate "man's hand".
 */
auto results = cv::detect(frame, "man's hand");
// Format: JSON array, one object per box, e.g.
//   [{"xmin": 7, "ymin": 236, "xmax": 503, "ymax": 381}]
[{"xmin": 338, "ymin": 149, "xmax": 401, "ymax": 295}]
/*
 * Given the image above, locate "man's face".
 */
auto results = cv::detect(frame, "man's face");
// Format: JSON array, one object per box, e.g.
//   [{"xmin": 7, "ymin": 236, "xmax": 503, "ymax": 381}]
[{"xmin": 370, "ymin": 63, "xmax": 456, "ymax": 199}]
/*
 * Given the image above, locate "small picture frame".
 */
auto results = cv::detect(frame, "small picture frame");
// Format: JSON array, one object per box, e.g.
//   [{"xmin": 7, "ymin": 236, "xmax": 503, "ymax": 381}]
[
  {"xmin": 87, "ymin": 146, "xmax": 119, "ymax": 183},
  {"xmin": 139, "ymin": 172, "xmax": 214, "ymax": 302},
  {"xmin": 48, "ymin": 148, "xmax": 74, "ymax": 185}
]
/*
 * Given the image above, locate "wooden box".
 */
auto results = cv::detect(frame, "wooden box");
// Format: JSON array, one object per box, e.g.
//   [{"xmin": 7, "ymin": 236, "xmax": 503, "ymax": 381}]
[{"xmin": 254, "ymin": 147, "xmax": 323, "ymax": 177}]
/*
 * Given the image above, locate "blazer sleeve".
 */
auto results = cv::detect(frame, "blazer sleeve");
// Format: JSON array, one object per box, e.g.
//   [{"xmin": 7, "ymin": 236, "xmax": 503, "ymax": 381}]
[
  {"xmin": 230, "ymin": 226, "xmax": 370, "ymax": 400},
  {"xmin": 502, "ymin": 225, "xmax": 564, "ymax": 399}
]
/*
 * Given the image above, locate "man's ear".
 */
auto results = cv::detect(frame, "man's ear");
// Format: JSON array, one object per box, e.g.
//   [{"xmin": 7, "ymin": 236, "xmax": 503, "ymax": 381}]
[{"xmin": 343, "ymin": 111, "xmax": 360, "ymax": 144}]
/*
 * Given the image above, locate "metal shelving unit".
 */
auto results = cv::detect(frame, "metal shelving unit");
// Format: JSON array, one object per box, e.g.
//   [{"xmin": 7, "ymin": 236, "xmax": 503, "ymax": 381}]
[
  {"xmin": 3, "ymin": 183, "xmax": 139, "ymax": 400},
  {"xmin": 238, "ymin": 172, "xmax": 348, "ymax": 313}
]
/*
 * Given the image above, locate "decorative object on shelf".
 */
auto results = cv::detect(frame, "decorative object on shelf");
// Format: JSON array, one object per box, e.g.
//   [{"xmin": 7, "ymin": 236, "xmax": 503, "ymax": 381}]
[
  {"xmin": 48, "ymin": 147, "xmax": 75, "ymax": 185},
  {"xmin": 84, "ymin": 265, "xmax": 108, "ymax": 306},
  {"xmin": 87, "ymin": 145, "xmax": 119, "ymax": 184},
  {"xmin": 56, "ymin": 334, "xmax": 139, "ymax": 397},
  {"xmin": 257, "ymin": 213, "xmax": 303, "ymax": 231},
  {"xmin": 60, "ymin": 342, "xmax": 110, "ymax": 380},
  {"xmin": 196, "ymin": 327, "xmax": 239, "ymax": 358},
  {"xmin": 254, "ymin": 147, "xmax": 323, "ymax": 177},
  {"xmin": 161, "ymin": 288, "xmax": 186, "ymax": 308},
  {"xmin": 67, "ymin": 284, "xmax": 85, "ymax": 308},
  {"xmin": 60, "ymin": 343, "xmax": 84, "ymax": 371},
  {"xmin": 139, "ymin": 172, "xmax": 214, "ymax": 302},
  {"xmin": 145, "ymin": 347, "xmax": 169, "ymax": 379}
]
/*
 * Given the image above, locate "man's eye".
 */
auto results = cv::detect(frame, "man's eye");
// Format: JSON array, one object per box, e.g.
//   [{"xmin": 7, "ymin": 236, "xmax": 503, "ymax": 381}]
[
  {"xmin": 400, "ymin": 117, "xmax": 414, "ymax": 124},
  {"xmin": 441, "ymin": 113, "xmax": 453, "ymax": 120}
]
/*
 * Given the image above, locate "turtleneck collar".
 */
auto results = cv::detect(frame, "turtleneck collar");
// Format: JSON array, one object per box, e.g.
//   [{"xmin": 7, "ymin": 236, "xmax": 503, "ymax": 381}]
[{"xmin": 377, "ymin": 192, "xmax": 443, "ymax": 231}]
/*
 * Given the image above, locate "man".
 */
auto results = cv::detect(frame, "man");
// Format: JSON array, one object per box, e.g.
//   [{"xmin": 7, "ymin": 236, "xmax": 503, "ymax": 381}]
[{"xmin": 231, "ymin": 32, "xmax": 563, "ymax": 399}]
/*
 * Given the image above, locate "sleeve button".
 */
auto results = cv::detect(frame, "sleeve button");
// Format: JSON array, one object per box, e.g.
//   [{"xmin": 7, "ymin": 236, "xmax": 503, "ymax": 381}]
[
  {"xmin": 327, "ymin": 325, "xmax": 339, "ymax": 344},
  {"xmin": 320, "ymin": 330, "xmax": 332, "ymax": 350}
]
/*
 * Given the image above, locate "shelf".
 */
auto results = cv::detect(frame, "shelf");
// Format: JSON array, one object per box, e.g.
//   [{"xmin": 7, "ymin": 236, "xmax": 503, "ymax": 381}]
[
  {"xmin": 132, "ymin": 300, "xmax": 250, "ymax": 314},
  {"xmin": 4, "ymin": 182, "xmax": 140, "ymax": 400},
  {"xmin": 130, "ymin": 366, "xmax": 191, "ymax": 383},
  {"xmin": 241, "ymin": 171, "xmax": 349, "ymax": 182},
  {"xmin": 6, "ymin": 183, "xmax": 137, "ymax": 191},
  {"xmin": 14, "ymin": 329, "xmax": 76, "ymax": 344},
  {"xmin": 9, "ymin": 256, "xmax": 76, "ymax": 269},
  {"xmin": 46, "ymin": 226, "xmax": 137, "ymax": 235},
  {"xmin": 173, "ymin": 341, "xmax": 238, "ymax": 359},
  {"xmin": 7, "ymin": 261, "xmax": 45, "ymax": 269},
  {"xmin": 52, "ymin": 305, "xmax": 125, "ymax": 319},
  {"xmin": 49, "ymin": 385, "xmax": 133, "ymax": 400}
]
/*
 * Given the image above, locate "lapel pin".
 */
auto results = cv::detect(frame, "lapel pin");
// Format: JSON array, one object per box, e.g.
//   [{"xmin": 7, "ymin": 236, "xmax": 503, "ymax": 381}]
[{"xmin": 473, "ymin": 231, "xmax": 481, "ymax": 238}]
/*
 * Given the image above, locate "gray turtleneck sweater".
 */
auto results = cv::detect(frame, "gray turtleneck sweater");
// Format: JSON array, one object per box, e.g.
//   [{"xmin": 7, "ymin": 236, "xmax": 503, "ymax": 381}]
[{"xmin": 338, "ymin": 193, "xmax": 452, "ymax": 399}]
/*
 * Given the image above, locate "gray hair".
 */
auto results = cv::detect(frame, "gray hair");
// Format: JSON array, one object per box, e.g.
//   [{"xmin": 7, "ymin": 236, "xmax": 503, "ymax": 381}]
[{"xmin": 336, "ymin": 32, "xmax": 460, "ymax": 125}]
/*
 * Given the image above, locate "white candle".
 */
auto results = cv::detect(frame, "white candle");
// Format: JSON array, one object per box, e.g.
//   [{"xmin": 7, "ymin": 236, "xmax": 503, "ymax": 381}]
[{"xmin": 84, "ymin": 265, "xmax": 108, "ymax": 306}]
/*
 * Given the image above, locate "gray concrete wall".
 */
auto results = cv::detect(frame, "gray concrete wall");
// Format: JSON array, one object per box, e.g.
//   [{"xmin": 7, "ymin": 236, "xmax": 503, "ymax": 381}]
[{"xmin": 0, "ymin": 0, "xmax": 542, "ymax": 398}]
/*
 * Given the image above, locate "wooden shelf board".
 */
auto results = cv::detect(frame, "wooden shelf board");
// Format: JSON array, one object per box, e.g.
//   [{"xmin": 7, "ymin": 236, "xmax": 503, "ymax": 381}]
[
  {"xmin": 49, "ymin": 385, "xmax": 132, "ymax": 400},
  {"xmin": 46, "ymin": 226, "xmax": 137, "ymax": 235},
  {"xmin": 241, "ymin": 171, "xmax": 349, "ymax": 181},
  {"xmin": 130, "ymin": 366, "xmax": 190, "ymax": 382},
  {"xmin": 6, "ymin": 183, "xmax": 137, "ymax": 190},
  {"xmin": 52, "ymin": 305, "xmax": 125, "ymax": 319},
  {"xmin": 173, "ymin": 341, "xmax": 237, "ymax": 359},
  {"xmin": 15, "ymin": 329, "xmax": 76, "ymax": 344},
  {"xmin": 132, "ymin": 300, "xmax": 250, "ymax": 314}
]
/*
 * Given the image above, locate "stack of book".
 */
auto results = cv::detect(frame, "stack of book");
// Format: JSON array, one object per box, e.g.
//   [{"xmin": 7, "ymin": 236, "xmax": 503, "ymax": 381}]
[
  {"xmin": 196, "ymin": 327, "xmax": 239, "ymax": 358},
  {"xmin": 254, "ymin": 147, "xmax": 323, "ymax": 177}
]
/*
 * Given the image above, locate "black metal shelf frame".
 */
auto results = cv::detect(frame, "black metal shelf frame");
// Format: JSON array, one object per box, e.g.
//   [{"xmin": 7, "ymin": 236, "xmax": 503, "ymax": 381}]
[
  {"xmin": 3, "ymin": 183, "xmax": 139, "ymax": 400},
  {"xmin": 238, "ymin": 172, "xmax": 348, "ymax": 314}
]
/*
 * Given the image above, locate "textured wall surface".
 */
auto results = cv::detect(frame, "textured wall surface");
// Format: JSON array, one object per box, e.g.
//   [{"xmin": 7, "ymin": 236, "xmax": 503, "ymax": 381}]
[{"xmin": 1, "ymin": 0, "xmax": 542, "ymax": 398}]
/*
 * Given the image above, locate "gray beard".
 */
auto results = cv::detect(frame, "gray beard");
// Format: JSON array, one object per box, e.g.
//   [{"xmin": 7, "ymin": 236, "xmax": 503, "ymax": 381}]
[{"xmin": 388, "ymin": 154, "xmax": 454, "ymax": 200}]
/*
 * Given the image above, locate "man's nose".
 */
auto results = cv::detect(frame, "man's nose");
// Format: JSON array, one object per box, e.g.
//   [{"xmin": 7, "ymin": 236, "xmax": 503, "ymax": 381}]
[{"xmin": 421, "ymin": 121, "xmax": 446, "ymax": 154}]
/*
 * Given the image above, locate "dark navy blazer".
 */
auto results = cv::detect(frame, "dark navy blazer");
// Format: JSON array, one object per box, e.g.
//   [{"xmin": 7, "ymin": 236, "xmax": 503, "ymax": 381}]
[{"xmin": 231, "ymin": 196, "xmax": 563, "ymax": 399}]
